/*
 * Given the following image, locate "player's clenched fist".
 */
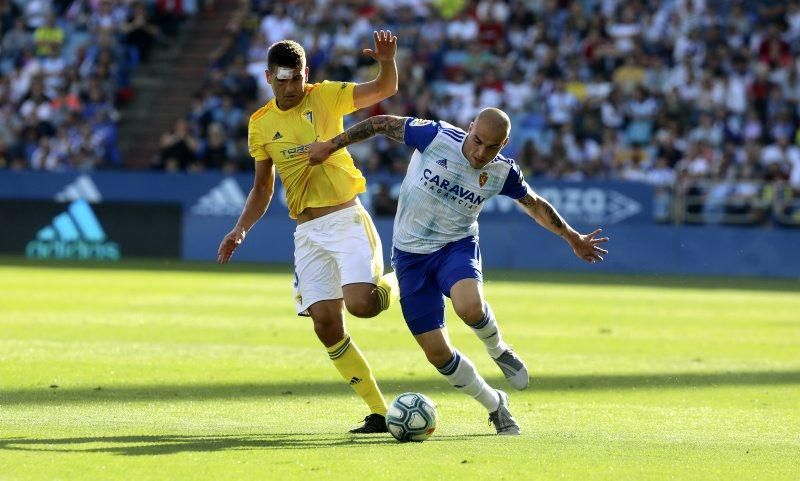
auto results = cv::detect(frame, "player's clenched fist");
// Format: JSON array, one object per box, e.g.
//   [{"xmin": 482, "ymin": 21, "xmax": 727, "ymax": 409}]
[
  {"xmin": 217, "ymin": 226, "xmax": 246, "ymax": 264},
  {"xmin": 308, "ymin": 141, "xmax": 336, "ymax": 166}
]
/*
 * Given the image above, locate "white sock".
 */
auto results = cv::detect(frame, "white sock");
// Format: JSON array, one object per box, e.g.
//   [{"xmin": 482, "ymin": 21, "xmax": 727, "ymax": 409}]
[
  {"xmin": 470, "ymin": 302, "xmax": 509, "ymax": 359},
  {"xmin": 437, "ymin": 350, "xmax": 500, "ymax": 412}
]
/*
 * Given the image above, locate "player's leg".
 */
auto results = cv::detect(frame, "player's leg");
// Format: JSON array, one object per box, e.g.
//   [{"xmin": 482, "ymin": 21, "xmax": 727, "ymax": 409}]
[
  {"xmin": 341, "ymin": 281, "xmax": 394, "ymax": 318},
  {"xmin": 450, "ymin": 278, "xmax": 507, "ymax": 358},
  {"xmin": 413, "ymin": 327, "xmax": 498, "ymax": 410},
  {"xmin": 294, "ymin": 222, "xmax": 388, "ymax": 433},
  {"xmin": 336, "ymin": 205, "xmax": 398, "ymax": 318},
  {"xmin": 306, "ymin": 300, "xmax": 388, "ymax": 433},
  {"xmin": 393, "ymin": 245, "xmax": 519, "ymax": 435},
  {"xmin": 439, "ymin": 237, "xmax": 529, "ymax": 390},
  {"xmin": 412, "ymin": 326, "xmax": 520, "ymax": 435}
]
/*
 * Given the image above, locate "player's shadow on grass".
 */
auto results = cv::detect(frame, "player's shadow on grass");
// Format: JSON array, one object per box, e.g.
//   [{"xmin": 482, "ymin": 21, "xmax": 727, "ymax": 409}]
[
  {"xmin": 0, "ymin": 433, "xmax": 490, "ymax": 456},
  {"xmin": 2, "ymin": 370, "xmax": 799, "ymax": 405}
]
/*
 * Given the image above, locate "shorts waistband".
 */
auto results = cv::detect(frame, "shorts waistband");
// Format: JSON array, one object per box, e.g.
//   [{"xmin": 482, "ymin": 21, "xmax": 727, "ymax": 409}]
[{"xmin": 295, "ymin": 204, "xmax": 366, "ymax": 233}]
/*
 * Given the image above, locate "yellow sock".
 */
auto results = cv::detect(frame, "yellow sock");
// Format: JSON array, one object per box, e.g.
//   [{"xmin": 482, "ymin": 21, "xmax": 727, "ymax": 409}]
[
  {"xmin": 327, "ymin": 335, "xmax": 388, "ymax": 416},
  {"xmin": 375, "ymin": 271, "xmax": 399, "ymax": 311}
]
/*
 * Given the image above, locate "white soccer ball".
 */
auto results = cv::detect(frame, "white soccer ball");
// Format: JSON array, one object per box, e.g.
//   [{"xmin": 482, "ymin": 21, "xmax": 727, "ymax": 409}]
[{"xmin": 385, "ymin": 392, "xmax": 437, "ymax": 442}]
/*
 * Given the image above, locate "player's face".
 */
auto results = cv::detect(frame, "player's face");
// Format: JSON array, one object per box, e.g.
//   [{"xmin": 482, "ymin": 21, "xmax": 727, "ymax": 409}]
[
  {"xmin": 464, "ymin": 121, "xmax": 509, "ymax": 169},
  {"xmin": 266, "ymin": 65, "xmax": 308, "ymax": 110}
]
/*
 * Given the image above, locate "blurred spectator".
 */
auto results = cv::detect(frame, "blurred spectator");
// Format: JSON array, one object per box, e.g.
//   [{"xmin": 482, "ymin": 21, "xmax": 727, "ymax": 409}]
[
  {"xmin": 372, "ymin": 183, "xmax": 397, "ymax": 217},
  {"xmin": 2, "ymin": 17, "xmax": 33, "ymax": 62},
  {"xmin": 200, "ymin": 122, "xmax": 233, "ymax": 172},
  {"xmin": 0, "ymin": 0, "xmax": 187, "ymax": 172},
  {"xmin": 33, "ymin": 13, "xmax": 63, "ymax": 57},
  {"xmin": 260, "ymin": 5, "xmax": 295, "ymax": 46},
  {"xmin": 122, "ymin": 1, "xmax": 162, "ymax": 62},
  {"xmin": 156, "ymin": 117, "xmax": 199, "ymax": 172}
]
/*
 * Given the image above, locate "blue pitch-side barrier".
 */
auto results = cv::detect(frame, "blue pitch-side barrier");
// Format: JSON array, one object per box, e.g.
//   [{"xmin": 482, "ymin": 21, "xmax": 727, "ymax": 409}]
[{"xmin": 1, "ymin": 171, "xmax": 798, "ymax": 278}]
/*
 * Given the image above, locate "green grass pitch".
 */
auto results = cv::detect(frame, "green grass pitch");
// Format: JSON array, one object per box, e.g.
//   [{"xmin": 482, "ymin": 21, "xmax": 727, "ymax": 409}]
[{"xmin": 1, "ymin": 258, "xmax": 798, "ymax": 480}]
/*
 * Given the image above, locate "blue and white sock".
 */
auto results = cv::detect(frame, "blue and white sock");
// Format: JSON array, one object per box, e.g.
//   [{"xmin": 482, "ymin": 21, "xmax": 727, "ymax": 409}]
[
  {"xmin": 437, "ymin": 350, "xmax": 500, "ymax": 412},
  {"xmin": 470, "ymin": 303, "xmax": 509, "ymax": 359}
]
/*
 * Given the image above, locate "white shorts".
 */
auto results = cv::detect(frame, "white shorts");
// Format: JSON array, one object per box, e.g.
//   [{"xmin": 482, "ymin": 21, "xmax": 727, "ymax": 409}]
[{"xmin": 293, "ymin": 205, "xmax": 384, "ymax": 315}]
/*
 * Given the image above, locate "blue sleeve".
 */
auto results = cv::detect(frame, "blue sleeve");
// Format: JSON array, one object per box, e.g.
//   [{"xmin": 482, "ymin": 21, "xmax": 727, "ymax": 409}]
[
  {"xmin": 499, "ymin": 161, "xmax": 529, "ymax": 199},
  {"xmin": 403, "ymin": 118, "xmax": 439, "ymax": 152}
]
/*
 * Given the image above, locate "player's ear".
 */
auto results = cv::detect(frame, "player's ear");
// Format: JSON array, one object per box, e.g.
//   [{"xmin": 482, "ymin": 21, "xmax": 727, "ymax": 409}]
[
  {"xmin": 304, "ymin": 66, "xmax": 309, "ymax": 81},
  {"xmin": 467, "ymin": 122, "xmax": 473, "ymax": 133},
  {"xmin": 265, "ymin": 68, "xmax": 273, "ymax": 83},
  {"xmin": 502, "ymin": 136, "xmax": 510, "ymax": 148}
]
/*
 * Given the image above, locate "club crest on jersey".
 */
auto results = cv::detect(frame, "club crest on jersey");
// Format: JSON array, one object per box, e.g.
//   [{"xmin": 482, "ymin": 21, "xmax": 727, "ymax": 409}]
[
  {"xmin": 302, "ymin": 110, "xmax": 313, "ymax": 124},
  {"xmin": 479, "ymin": 171, "xmax": 489, "ymax": 187}
]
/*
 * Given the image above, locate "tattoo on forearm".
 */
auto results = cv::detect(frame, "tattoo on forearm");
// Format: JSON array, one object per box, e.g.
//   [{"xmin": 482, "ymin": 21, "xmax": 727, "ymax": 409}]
[
  {"xmin": 370, "ymin": 115, "xmax": 407, "ymax": 143},
  {"xmin": 543, "ymin": 202, "xmax": 565, "ymax": 231},
  {"xmin": 519, "ymin": 193, "xmax": 565, "ymax": 232},
  {"xmin": 329, "ymin": 115, "xmax": 407, "ymax": 150},
  {"xmin": 518, "ymin": 194, "xmax": 537, "ymax": 208},
  {"xmin": 330, "ymin": 119, "xmax": 375, "ymax": 149}
]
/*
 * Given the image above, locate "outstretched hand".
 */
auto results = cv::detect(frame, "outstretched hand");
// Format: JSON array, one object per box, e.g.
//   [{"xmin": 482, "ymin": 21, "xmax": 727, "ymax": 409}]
[
  {"xmin": 217, "ymin": 226, "xmax": 246, "ymax": 264},
  {"xmin": 362, "ymin": 30, "xmax": 397, "ymax": 62},
  {"xmin": 568, "ymin": 228, "xmax": 609, "ymax": 264}
]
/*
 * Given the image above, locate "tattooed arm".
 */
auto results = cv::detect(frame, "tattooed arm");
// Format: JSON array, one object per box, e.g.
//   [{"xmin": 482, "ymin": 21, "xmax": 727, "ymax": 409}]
[
  {"xmin": 516, "ymin": 189, "xmax": 571, "ymax": 237},
  {"xmin": 308, "ymin": 115, "xmax": 408, "ymax": 165},
  {"xmin": 516, "ymin": 189, "xmax": 610, "ymax": 263}
]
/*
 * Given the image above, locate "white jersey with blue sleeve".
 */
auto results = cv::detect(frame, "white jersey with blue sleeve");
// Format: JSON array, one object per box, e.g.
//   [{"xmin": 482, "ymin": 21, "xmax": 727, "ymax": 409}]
[{"xmin": 393, "ymin": 117, "xmax": 530, "ymax": 254}]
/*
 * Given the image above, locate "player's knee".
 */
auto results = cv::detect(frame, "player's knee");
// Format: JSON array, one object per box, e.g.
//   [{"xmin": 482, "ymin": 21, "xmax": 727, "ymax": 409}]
[
  {"xmin": 312, "ymin": 318, "xmax": 344, "ymax": 346},
  {"xmin": 345, "ymin": 297, "xmax": 380, "ymax": 318},
  {"xmin": 454, "ymin": 300, "xmax": 484, "ymax": 324},
  {"xmin": 425, "ymin": 346, "xmax": 454, "ymax": 369}
]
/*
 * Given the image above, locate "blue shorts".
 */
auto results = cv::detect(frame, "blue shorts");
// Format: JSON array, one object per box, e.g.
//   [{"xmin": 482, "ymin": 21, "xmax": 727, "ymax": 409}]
[{"xmin": 391, "ymin": 236, "xmax": 483, "ymax": 335}]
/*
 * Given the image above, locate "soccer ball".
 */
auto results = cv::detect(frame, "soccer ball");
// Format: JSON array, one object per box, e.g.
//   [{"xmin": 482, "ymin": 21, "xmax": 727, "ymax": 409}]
[{"xmin": 386, "ymin": 392, "xmax": 437, "ymax": 442}]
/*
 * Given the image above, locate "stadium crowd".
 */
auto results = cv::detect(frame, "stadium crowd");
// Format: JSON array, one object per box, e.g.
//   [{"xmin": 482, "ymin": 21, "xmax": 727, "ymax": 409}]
[
  {"xmin": 3, "ymin": 0, "xmax": 800, "ymax": 223},
  {"xmin": 0, "ymin": 0, "xmax": 192, "ymax": 171}
]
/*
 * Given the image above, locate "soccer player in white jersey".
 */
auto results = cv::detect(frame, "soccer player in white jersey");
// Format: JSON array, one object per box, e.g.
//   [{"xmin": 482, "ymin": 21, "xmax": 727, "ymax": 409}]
[{"xmin": 308, "ymin": 108, "xmax": 609, "ymax": 434}]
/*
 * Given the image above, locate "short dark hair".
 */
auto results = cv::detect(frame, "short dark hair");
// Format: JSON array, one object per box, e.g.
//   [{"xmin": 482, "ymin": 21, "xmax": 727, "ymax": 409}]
[{"xmin": 267, "ymin": 40, "xmax": 305, "ymax": 71}]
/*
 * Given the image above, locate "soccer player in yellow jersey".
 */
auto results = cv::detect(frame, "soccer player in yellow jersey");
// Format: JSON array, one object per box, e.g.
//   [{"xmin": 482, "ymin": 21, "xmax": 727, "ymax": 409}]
[{"xmin": 217, "ymin": 31, "xmax": 400, "ymax": 433}]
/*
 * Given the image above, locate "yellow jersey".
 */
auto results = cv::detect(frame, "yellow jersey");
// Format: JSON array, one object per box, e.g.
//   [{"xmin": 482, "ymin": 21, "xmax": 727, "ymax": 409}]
[{"xmin": 248, "ymin": 81, "xmax": 367, "ymax": 219}]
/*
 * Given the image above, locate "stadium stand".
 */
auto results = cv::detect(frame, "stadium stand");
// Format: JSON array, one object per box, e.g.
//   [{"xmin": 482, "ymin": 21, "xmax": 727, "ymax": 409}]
[
  {"xmin": 0, "ymin": 0, "xmax": 193, "ymax": 171},
  {"xmin": 3, "ymin": 0, "xmax": 800, "ymax": 226}
]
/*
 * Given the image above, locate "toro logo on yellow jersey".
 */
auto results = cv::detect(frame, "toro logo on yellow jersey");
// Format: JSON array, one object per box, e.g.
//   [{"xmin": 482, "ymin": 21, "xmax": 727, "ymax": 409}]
[{"xmin": 280, "ymin": 144, "xmax": 311, "ymax": 159}]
